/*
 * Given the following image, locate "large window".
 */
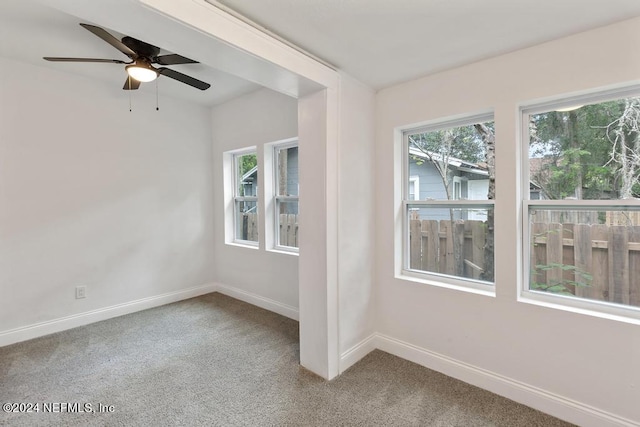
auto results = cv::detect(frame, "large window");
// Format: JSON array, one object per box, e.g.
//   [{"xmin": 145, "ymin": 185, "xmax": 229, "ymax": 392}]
[
  {"xmin": 523, "ymin": 88, "xmax": 640, "ymax": 315},
  {"xmin": 403, "ymin": 114, "xmax": 495, "ymax": 290},
  {"xmin": 274, "ymin": 142, "xmax": 299, "ymax": 250},
  {"xmin": 233, "ymin": 150, "xmax": 258, "ymax": 244}
]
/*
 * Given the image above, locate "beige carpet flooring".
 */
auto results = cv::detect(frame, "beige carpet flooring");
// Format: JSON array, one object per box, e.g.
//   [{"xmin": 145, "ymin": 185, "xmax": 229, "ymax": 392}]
[{"xmin": 0, "ymin": 293, "xmax": 572, "ymax": 426}]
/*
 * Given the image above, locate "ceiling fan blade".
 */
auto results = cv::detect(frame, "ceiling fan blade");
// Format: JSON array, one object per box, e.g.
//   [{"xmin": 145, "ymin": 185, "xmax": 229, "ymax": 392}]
[
  {"xmin": 79, "ymin": 23, "xmax": 136, "ymax": 58},
  {"xmin": 154, "ymin": 54, "xmax": 198, "ymax": 65},
  {"xmin": 157, "ymin": 67, "xmax": 210, "ymax": 91},
  {"xmin": 44, "ymin": 57, "xmax": 127, "ymax": 64},
  {"xmin": 123, "ymin": 77, "xmax": 141, "ymax": 90}
]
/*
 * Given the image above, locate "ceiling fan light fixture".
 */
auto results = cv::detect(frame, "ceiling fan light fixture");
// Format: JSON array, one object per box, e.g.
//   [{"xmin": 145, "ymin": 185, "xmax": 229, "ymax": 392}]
[{"xmin": 126, "ymin": 61, "xmax": 157, "ymax": 82}]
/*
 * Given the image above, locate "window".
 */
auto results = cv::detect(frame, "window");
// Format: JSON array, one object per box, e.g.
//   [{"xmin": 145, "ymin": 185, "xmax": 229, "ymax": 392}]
[
  {"xmin": 409, "ymin": 176, "xmax": 420, "ymax": 201},
  {"xmin": 274, "ymin": 142, "xmax": 299, "ymax": 250},
  {"xmin": 452, "ymin": 176, "xmax": 464, "ymax": 200},
  {"xmin": 233, "ymin": 150, "xmax": 258, "ymax": 245},
  {"xmin": 523, "ymin": 88, "xmax": 640, "ymax": 315},
  {"xmin": 403, "ymin": 114, "xmax": 495, "ymax": 290}
]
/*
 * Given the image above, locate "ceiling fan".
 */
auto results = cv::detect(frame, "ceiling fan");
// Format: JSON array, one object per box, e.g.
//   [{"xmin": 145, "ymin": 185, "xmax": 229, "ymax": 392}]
[{"xmin": 44, "ymin": 23, "xmax": 211, "ymax": 91}]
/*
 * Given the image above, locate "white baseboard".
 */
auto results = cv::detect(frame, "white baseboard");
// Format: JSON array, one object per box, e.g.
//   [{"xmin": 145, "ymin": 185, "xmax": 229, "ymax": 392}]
[
  {"xmin": 339, "ymin": 333, "xmax": 377, "ymax": 374},
  {"xmin": 215, "ymin": 283, "xmax": 299, "ymax": 321},
  {"xmin": 0, "ymin": 283, "xmax": 217, "ymax": 347},
  {"xmin": 375, "ymin": 334, "xmax": 638, "ymax": 427}
]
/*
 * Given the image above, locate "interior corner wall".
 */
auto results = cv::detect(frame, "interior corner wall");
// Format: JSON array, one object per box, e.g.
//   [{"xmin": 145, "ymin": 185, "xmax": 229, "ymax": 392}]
[
  {"xmin": 0, "ymin": 57, "xmax": 215, "ymax": 343},
  {"xmin": 336, "ymin": 73, "xmax": 376, "ymax": 369},
  {"xmin": 211, "ymin": 88, "xmax": 299, "ymax": 315},
  {"xmin": 375, "ymin": 17, "xmax": 640, "ymax": 425}
]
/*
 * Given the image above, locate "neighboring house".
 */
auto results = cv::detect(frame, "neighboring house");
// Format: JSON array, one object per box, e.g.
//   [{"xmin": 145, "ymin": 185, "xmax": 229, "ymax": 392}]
[
  {"xmin": 408, "ymin": 148, "xmax": 489, "ymax": 221},
  {"xmin": 241, "ymin": 146, "xmax": 299, "ymax": 214},
  {"xmin": 409, "ymin": 150, "xmax": 551, "ymax": 220},
  {"xmin": 241, "ymin": 165, "xmax": 259, "ymax": 198},
  {"xmin": 529, "ymin": 181, "xmax": 546, "ymax": 200},
  {"xmin": 283, "ymin": 146, "xmax": 299, "ymax": 201}
]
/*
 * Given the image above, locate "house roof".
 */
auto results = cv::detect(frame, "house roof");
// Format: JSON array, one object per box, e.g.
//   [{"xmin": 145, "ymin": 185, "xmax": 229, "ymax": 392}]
[
  {"xmin": 241, "ymin": 165, "xmax": 258, "ymax": 182},
  {"xmin": 409, "ymin": 147, "xmax": 488, "ymax": 176}
]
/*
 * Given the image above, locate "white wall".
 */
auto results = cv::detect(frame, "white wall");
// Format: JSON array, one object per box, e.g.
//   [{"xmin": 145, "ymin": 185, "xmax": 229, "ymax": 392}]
[
  {"xmin": 0, "ymin": 57, "xmax": 215, "ymax": 342},
  {"xmin": 211, "ymin": 88, "xmax": 299, "ymax": 316},
  {"xmin": 336, "ymin": 73, "xmax": 376, "ymax": 370},
  {"xmin": 375, "ymin": 18, "xmax": 640, "ymax": 426}
]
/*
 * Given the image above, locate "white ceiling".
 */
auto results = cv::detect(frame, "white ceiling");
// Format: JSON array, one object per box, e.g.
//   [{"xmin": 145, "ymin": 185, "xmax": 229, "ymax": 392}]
[
  {"xmin": 214, "ymin": 0, "xmax": 640, "ymax": 89},
  {"xmin": 3, "ymin": 1, "xmax": 640, "ymax": 105}
]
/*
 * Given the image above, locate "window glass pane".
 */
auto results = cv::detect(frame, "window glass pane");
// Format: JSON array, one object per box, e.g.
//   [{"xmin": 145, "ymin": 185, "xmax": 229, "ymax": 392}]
[
  {"xmin": 277, "ymin": 146, "xmax": 299, "ymax": 196},
  {"xmin": 528, "ymin": 98, "xmax": 640, "ymax": 200},
  {"xmin": 407, "ymin": 121, "xmax": 494, "ymax": 201},
  {"xmin": 277, "ymin": 200, "xmax": 299, "ymax": 248},
  {"xmin": 408, "ymin": 206, "xmax": 494, "ymax": 283},
  {"xmin": 529, "ymin": 207, "xmax": 640, "ymax": 308},
  {"xmin": 235, "ymin": 200, "xmax": 258, "ymax": 242},
  {"xmin": 236, "ymin": 153, "xmax": 257, "ymax": 196}
]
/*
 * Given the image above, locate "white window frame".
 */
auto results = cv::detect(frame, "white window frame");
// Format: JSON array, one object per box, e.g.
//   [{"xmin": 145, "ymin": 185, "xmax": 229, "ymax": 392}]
[
  {"xmin": 400, "ymin": 113, "xmax": 495, "ymax": 295},
  {"xmin": 263, "ymin": 138, "xmax": 299, "ymax": 255},
  {"xmin": 273, "ymin": 140, "xmax": 299, "ymax": 253},
  {"xmin": 520, "ymin": 85, "xmax": 640, "ymax": 323},
  {"xmin": 225, "ymin": 147, "xmax": 259, "ymax": 248}
]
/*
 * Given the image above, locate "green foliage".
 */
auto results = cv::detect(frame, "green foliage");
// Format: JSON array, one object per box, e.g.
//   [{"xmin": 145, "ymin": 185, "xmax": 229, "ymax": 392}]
[
  {"xmin": 237, "ymin": 153, "xmax": 257, "ymax": 197},
  {"xmin": 409, "ymin": 122, "xmax": 493, "ymax": 163},
  {"xmin": 239, "ymin": 154, "xmax": 257, "ymax": 176},
  {"xmin": 530, "ymin": 98, "xmax": 638, "ymax": 200},
  {"xmin": 531, "ymin": 263, "xmax": 593, "ymax": 295}
]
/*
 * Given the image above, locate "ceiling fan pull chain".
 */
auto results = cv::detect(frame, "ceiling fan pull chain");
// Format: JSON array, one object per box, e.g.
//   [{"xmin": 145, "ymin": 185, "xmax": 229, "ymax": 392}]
[
  {"xmin": 128, "ymin": 75, "xmax": 133, "ymax": 112},
  {"xmin": 156, "ymin": 78, "xmax": 159, "ymax": 111}
]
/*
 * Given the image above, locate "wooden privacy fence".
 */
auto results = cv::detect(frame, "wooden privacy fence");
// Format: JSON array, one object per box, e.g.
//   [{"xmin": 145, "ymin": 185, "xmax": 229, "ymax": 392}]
[
  {"xmin": 531, "ymin": 222, "xmax": 640, "ymax": 306},
  {"xmin": 242, "ymin": 213, "xmax": 299, "ymax": 247},
  {"xmin": 606, "ymin": 210, "xmax": 640, "ymax": 226},
  {"xmin": 278, "ymin": 214, "xmax": 299, "ymax": 247},
  {"xmin": 409, "ymin": 218, "xmax": 640, "ymax": 307},
  {"xmin": 242, "ymin": 212, "xmax": 259, "ymax": 242},
  {"xmin": 409, "ymin": 219, "xmax": 487, "ymax": 280},
  {"xmin": 532, "ymin": 209, "xmax": 640, "ymax": 226}
]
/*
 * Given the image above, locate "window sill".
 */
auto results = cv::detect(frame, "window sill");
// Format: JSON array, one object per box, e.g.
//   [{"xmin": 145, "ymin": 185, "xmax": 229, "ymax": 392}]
[
  {"xmin": 226, "ymin": 241, "xmax": 259, "ymax": 250},
  {"xmin": 267, "ymin": 247, "xmax": 299, "ymax": 257},
  {"xmin": 398, "ymin": 269, "xmax": 495, "ymax": 297},
  {"xmin": 519, "ymin": 291, "xmax": 640, "ymax": 325}
]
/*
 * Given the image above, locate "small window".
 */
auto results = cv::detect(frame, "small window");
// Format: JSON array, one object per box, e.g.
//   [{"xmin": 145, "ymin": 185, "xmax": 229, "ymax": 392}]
[
  {"xmin": 233, "ymin": 150, "xmax": 258, "ymax": 244},
  {"xmin": 403, "ymin": 114, "xmax": 495, "ymax": 289},
  {"xmin": 523, "ymin": 88, "xmax": 640, "ymax": 315},
  {"xmin": 274, "ymin": 142, "xmax": 299, "ymax": 250},
  {"xmin": 409, "ymin": 176, "xmax": 420, "ymax": 201},
  {"xmin": 452, "ymin": 177, "xmax": 464, "ymax": 200}
]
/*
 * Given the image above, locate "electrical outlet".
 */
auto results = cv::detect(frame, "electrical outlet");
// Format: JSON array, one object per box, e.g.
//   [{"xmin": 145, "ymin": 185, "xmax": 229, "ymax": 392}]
[{"xmin": 75, "ymin": 286, "xmax": 87, "ymax": 299}]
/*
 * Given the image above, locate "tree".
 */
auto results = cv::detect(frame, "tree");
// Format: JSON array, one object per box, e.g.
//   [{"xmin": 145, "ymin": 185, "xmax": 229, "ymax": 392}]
[
  {"xmin": 605, "ymin": 98, "xmax": 640, "ymax": 199},
  {"xmin": 409, "ymin": 125, "xmax": 486, "ymax": 200},
  {"xmin": 473, "ymin": 123, "xmax": 495, "ymax": 282},
  {"xmin": 238, "ymin": 153, "xmax": 257, "ymax": 197},
  {"xmin": 240, "ymin": 154, "xmax": 257, "ymax": 176},
  {"xmin": 529, "ymin": 98, "xmax": 640, "ymax": 200}
]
